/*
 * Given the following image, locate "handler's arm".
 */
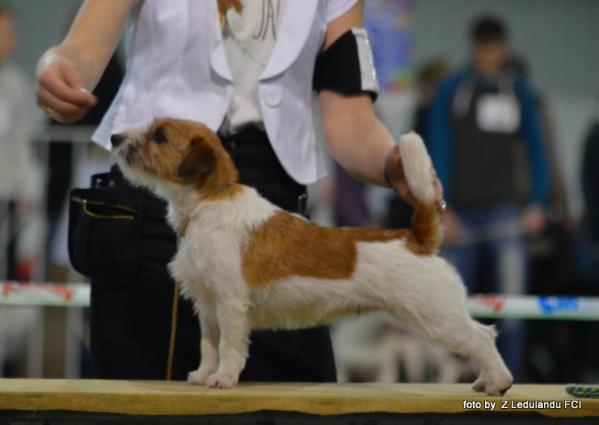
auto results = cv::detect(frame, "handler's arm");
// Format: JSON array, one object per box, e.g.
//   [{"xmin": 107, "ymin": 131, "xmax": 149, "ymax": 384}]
[
  {"xmin": 319, "ymin": 2, "xmax": 444, "ymax": 208},
  {"xmin": 319, "ymin": 2, "xmax": 390, "ymax": 186},
  {"xmin": 36, "ymin": 0, "xmax": 136, "ymax": 123}
]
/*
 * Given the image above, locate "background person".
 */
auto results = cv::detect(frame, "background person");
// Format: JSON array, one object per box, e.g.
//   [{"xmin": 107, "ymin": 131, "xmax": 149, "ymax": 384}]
[
  {"xmin": 428, "ymin": 16, "xmax": 549, "ymax": 380},
  {"xmin": 0, "ymin": 4, "xmax": 42, "ymax": 377},
  {"xmin": 581, "ymin": 112, "xmax": 599, "ymax": 280},
  {"xmin": 0, "ymin": 5, "xmax": 40, "ymax": 280}
]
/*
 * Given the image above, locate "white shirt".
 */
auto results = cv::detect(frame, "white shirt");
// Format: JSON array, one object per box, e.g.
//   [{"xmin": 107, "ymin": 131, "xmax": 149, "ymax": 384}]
[
  {"xmin": 221, "ymin": 0, "xmax": 286, "ymax": 134},
  {"xmin": 93, "ymin": 0, "xmax": 358, "ymax": 184}
]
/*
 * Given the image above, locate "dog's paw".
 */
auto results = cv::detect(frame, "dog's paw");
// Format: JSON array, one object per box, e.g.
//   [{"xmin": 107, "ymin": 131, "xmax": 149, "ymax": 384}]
[
  {"xmin": 484, "ymin": 378, "xmax": 513, "ymax": 396},
  {"xmin": 187, "ymin": 368, "xmax": 213, "ymax": 385},
  {"xmin": 472, "ymin": 377, "xmax": 486, "ymax": 393},
  {"xmin": 205, "ymin": 372, "xmax": 238, "ymax": 389},
  {"xmin": 477, "ymin": 373, "xmax": 513, "ymax": 396}
]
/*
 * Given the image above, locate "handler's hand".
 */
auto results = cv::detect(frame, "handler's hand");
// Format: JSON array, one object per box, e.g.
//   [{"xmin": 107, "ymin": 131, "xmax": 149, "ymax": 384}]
[
  {"xmin": 36, "ymin": 53, "xmax": 97, "ymax": 123},
  {"xmin": 384, "ymin": 144, "xmax": 446, "ymax": 213}
]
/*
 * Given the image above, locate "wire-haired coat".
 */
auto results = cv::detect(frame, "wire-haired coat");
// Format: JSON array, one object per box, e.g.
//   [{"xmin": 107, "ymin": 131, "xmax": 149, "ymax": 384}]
[{"xmin": 111, "ymin": 118, "xmax": 513, "ymax": 395}]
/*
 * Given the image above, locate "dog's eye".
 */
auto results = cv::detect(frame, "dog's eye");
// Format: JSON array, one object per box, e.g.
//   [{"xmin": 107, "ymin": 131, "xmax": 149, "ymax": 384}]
[{"xmin": 153, "ymin": 128, "xmax": 168, "ymax": 144}]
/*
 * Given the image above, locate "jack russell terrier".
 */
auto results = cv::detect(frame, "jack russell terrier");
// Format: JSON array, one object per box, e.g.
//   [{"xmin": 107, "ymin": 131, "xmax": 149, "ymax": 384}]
[{"xmin": 110, "ymin": 118, "xmax": 513, "ymax": 395}]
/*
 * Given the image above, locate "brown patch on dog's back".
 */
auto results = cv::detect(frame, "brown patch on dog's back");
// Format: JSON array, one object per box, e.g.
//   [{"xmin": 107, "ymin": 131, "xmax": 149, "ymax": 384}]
[{"xmin": 242, "ymin": 211, "xmax": 422, "ymax": 286}]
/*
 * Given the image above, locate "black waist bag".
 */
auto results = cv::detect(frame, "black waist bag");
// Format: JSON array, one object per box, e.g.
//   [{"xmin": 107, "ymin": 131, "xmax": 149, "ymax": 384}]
[{"xmin": 68, "ymin": 172, "xmax": 143, "ymax": 284}]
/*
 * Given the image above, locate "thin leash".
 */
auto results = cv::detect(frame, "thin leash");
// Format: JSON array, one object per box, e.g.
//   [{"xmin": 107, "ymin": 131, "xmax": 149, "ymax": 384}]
[{"xmin": 166, "ymin": 280, "xmax": 180, "ymax": 381}]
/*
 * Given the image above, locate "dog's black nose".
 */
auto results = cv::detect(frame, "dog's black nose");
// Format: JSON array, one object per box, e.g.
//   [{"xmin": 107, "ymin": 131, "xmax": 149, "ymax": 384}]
[{"xmin": 111, "ymin": 133, "xmax": 125, "ymax": 148}]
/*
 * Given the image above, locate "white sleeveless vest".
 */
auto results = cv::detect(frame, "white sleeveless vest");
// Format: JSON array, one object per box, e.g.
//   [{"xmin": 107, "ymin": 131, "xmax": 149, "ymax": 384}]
[{"xmin": 93, "ymin": 0, "xmax": 354, "ymax": 184}]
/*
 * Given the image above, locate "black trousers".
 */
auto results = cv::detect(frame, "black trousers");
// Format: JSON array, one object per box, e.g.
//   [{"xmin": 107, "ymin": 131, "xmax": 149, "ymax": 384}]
[{"xmin": 89, "ymin": 127, "xmax": 337, "ymax": 381}]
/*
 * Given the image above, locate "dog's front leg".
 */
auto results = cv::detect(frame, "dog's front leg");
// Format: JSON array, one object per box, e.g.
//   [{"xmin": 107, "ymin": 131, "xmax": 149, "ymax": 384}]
[
  {"xmin": 205, "ymin": 301, "xmax": 250, "ymax": 389},
  {"xmin": 188, "ymin": 310, "xmax": 220, "ymax": 385}
]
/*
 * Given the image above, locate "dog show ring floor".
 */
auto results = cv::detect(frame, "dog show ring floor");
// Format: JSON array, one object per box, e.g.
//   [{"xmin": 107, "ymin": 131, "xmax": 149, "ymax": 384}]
[{"xmin": 1, "ymin": 379, "xmax": 598, "ymax": 424}]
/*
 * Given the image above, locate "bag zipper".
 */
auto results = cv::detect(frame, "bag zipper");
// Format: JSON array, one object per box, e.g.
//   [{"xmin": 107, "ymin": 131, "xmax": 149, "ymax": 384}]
[{"xmin": 71, "ymin": 196, "xmax": 136, "ymax": 221}]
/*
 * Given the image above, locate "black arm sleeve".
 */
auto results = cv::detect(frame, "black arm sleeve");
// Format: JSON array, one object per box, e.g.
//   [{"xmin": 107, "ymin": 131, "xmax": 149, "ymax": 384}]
[{"xmin": 313, "ymin": 28, "xmax": 379, "ymax": 102}]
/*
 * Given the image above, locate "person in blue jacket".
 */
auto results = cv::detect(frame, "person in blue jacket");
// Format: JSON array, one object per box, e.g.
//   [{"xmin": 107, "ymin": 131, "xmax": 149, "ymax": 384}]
[{"xmin": 428, "ymin": 16, "xmax": 549, "ymax": 380}]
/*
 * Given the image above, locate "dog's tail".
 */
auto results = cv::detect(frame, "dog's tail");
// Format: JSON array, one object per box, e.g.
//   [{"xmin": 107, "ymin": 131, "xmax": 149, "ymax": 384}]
[{"xmin": 397, "ymin": 131, "xmax": 441, "ymax": 255}]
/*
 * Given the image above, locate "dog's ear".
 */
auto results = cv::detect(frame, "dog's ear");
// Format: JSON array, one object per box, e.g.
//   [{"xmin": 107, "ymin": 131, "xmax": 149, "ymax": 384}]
[{"xmin": 177, "ymin": 137, "xmax": 217, "ymax": 182}]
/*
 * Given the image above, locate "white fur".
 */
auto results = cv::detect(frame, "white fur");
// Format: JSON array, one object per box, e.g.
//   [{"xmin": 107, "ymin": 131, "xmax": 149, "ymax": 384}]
[
  {"xmin": 398, "ymin": 131, "xmax": 435, "ymax": 203},
  {"xmin": 113, "ymin": 130, "xmax": 513, "ymax": 394}
]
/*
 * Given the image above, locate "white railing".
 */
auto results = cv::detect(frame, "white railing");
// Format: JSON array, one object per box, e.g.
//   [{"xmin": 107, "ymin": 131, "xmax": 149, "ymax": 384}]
[{"xmin": 2, "ymin": 281, "xmax": 599, "ymax": 321}]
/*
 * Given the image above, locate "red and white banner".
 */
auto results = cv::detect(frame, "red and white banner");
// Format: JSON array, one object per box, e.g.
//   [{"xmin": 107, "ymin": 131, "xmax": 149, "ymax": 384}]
[{"xmin": 1, "ymin": 281, "xmax": 90, "ymax": 307}]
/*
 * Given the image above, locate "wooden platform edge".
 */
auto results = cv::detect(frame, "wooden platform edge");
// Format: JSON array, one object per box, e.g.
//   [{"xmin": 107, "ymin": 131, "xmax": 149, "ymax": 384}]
[{"xmin": 0, "ymin": 380, "xmax": 597, "ymax": 418}]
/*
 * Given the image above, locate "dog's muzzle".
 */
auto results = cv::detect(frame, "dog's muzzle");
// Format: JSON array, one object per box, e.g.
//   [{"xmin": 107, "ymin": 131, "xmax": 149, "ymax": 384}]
[{"xmin": 110, "ymin": 133, "xmax": 142, "ymax": 166}]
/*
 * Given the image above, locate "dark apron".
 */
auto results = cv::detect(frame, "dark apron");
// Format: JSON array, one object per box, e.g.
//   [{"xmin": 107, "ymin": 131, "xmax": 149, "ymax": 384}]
[{"xmin": 451, "ymin": 78, "xmax": 529, "ymax": 213}]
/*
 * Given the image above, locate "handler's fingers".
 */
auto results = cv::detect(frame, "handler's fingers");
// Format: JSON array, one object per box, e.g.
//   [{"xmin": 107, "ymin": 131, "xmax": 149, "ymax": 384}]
[
  {"xmin": 59, "ymin": 63, "xmax": 97, "ymax": 104},
  {"xmin": 36, "ymin": 86, "xmax": 90, "ymax": 123},
  {"xmin": 39, "ymin": 75, "xmax": 95, "ymax": 108},
  {"xmin": 44, "ymin": 108, "xmax": 65, "ymax": 123},
  {"xmin": 38, "ymin": 63, "xmax": 96, "ymax": 108},
  {"xmin": 392, "ymin": 180, "xmax": 418, "ymax": 207},
  {"xmin": 394, "ymin": 180, "xmax": 409, "ymax": 200}
]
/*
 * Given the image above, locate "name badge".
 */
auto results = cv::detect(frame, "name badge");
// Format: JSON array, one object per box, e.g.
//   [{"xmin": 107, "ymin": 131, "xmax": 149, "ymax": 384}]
[{"xmin": 476, "ymin": 93, "xmax": 521, "ymax": 133}]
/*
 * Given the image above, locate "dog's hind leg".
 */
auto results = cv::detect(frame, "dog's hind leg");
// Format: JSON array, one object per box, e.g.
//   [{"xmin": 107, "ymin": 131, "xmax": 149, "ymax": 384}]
[
  {"xmin": 403, "ymin": 310, "xmax": 511, "ymax": 395},
  {"xmin": 457, "ymin": 320, "xmax": 512, "ymax": 396},
  {"xmin": 469, "ymin": 322, "xmax": 507, "ymax": 393},
  {"xmin": 205, "ymin": 300, "xmax": 250, "ymax": 389},
  {"xmin": 188, "ymin": 309, "xmax": 220, "ymax": 385},
  {"xmin": 386, "ymin": 266, "xmax": 512, "ymax": 395}
]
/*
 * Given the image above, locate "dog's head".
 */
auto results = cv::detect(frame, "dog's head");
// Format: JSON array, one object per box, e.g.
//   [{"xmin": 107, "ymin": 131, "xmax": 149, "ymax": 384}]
[{"xmin": 111, "ymin": 118, "xmax": 238, "ymax": 196}]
